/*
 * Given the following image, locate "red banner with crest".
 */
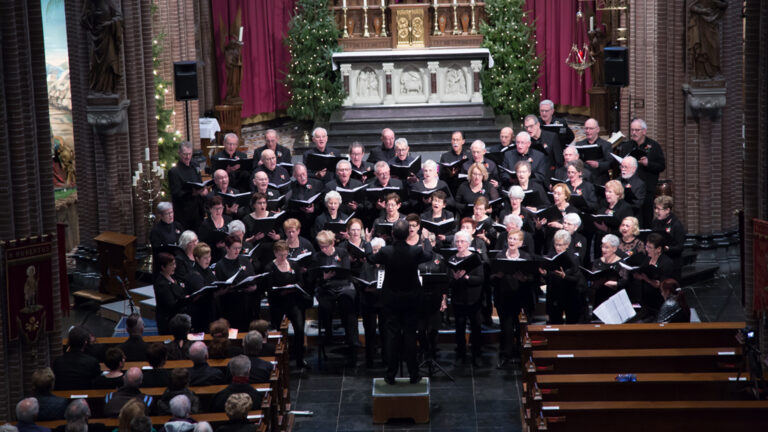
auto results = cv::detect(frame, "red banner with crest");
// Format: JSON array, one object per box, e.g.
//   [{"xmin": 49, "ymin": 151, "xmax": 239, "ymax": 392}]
[{"xmin": 4, "ymin": 237, "xmax": 54, "ymax": 341}]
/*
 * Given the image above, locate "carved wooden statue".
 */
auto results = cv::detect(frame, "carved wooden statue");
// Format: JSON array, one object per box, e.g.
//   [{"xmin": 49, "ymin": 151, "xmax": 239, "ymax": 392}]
[
  {"xmin": 81, "ymin": 0, "xmax": 124, "ymax": 94},
  {"xmin": 224, "ymin": 39, "xmax": 244, "ymax": 104},
  {"xmin": 687, "ymin": 0, "xmax": 727, "ymax": 79}
]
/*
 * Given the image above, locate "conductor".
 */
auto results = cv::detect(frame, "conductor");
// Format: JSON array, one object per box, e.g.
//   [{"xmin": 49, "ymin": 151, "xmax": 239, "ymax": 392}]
[{"xmin": 367, "ymin": 219, "xmax": 433, "ymax": 384}]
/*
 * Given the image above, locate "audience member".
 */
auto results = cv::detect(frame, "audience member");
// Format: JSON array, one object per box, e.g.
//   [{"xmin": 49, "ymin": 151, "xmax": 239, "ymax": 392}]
[
  {"xmin": 30, "ymin": 368, "xmax": 68, "ymax": 421},
  {"xmin": 15, "ymin": 398, "xmax": 50, "ymax": 432},
  {"xmin": 166, "ymin": 314, "xmax": 192, "ymax": 361},
  {"xmin": 93, "ymin": 347, "xmax": 125, "ymax": 389},
  {"xmin": 115, "ymin": 400, "xmax": 147, "ymax": 432},
  {"xmin": 158, "ymin": 395, "xmax": 196, "ymax": 432},
  {"xmin": 142, "ymin": 343, "xmax": 170, "ymax": 389},
  {"xmin": 103, "ymin": 368, "xmax": 154, "ymax": 417},
  {"xmin": 157, "ymin": 369, "xmax": 200, "ymax": 416},
  {"xmin": 53, "ymin": 326, "xmax": 101, "ymax": 390},
  {"xmin": 242, "ymin": 331, "xmax": 274, "ymax": 384},
  {"xmin": 187, "ymin": 342, "xmax": 226, "ymax": 386},
  {"xmin": 217, "ymin": 394, "xmax": 259, "ymax": 432},
  {"xmin": 119, "ymin": 315, "xmax": 148, "ymax": 362},
  {"xmin": 209, "ymin": 356, "xmax": 262, "ymax": 413}
]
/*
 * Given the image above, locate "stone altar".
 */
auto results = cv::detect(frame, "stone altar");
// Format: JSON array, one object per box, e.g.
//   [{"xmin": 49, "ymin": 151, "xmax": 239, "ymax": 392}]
[{"xmin": 333, "ymin": 48, "xmax": 492, "ymax": 106}]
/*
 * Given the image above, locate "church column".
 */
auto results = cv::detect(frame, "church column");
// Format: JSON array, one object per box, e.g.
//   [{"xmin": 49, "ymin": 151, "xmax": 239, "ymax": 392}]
[
  {"xmin": 382, "ymin": 62, "xmax": 395, "ymax": 104},
  {"xmin": 470, "ymin": 60, "xmax": 482, "ymax": 103},
  {"xmin": 0, "ymin": 0, "xmax": 63, "ymax": 418},
  {"xmin": 427, "ymin": 61, "xmax": 440, "ymax": 103},
  {"xmin": 340, "ymin": 64, "xmax": 352, "ymax": 105}
]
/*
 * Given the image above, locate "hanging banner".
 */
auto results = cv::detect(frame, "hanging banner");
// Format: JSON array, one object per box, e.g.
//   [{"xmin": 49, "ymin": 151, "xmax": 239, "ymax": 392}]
[
  {"xmin": 753, "ymin": 219, "xmax": 768, "ymax": 315},
  {"xmin": 4, "ymin": 238, "xmax": 54, "ymax": 342}
]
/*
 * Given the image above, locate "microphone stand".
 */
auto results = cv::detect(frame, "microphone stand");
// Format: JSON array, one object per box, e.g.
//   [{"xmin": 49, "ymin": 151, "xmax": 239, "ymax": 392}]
[{"xmin": 119, "ymin": 275, "xmax": 137, "ymax": 316}]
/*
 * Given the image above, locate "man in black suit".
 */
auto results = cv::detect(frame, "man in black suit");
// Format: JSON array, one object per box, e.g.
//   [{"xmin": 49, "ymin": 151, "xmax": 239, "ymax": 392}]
[
  {"xmin": 348, "ymin": 142, "xmax": 375, "ymax": 182},
  {"xmin": 619, "ymin": 156, "xmax": 647, "ymax": 224},
  {"xmin": 242, "ymin": 331, "xmax": 274, "ymax": 384},
  {"xmin": 502, "ymin": 131, "xmax": 550, "ymax": 187},
  {"xmin": 462, "ymin": 140, "xmax": 500, "ymax": 188},
  {"xmin": 168, "ymin": 142, "xmax": 208, "ymax": 230},
  {"xmin": 287, "ymin": 163, "xmax": 324, "ymax": 239},
  {"xmin": 574, "ymin": 118, "xmax": 613, "ymax": 185},
  {"xmin": 119, "ymin": 314, "xmax": 147, "ymax": 362},
  {"xmin": 366, "ymin": 161, "xmax": 406, "ymax": 221},
  {"xmin": 253, "ymin": 129, "xmax": 292, "ymax": 166},
  {"xmin": 618, "ymin": 118, "xmax": 666, "ymax": 227},
  {"xmin": 554, "ymin": 145, "xmax": 594, "ymax": 183},
  {"xmin": 538, "ymin": 99, "xmax": 575, "ymax": 145},
  {"xmin": 212, "ymin": 133, "xmax": 250, "ymax": 191},
  {"xmin": 210, "ymin": 355, "xmax": 263, "ymax": 412},
  {"xmin": 253, "ymin": 149, "xmax": 291, "ymax": 187},
  {"xmin": 302, "ymin": 127, "xmax": 340, "ymax": 183},
  {"xmin": 524, "ymin": 114, "xmax": 563, "ymax": 174},
  {"xmin": 367, "ymin": 128, "xmax": 396, "ymax": 164},
  {"xmin": 324, "ymin": 160, "xmax": 365, "ymax": 217},
  {"xmin": 366, "ymin": 219, "xmax": 433, "ymax": 384},
  {"xmin": 188, "ymin": 342, "xmax": 226, "ymax": 386},
  {"xmin": 52, "ymin": 326, "xmax": 101, "ymax": 390}
]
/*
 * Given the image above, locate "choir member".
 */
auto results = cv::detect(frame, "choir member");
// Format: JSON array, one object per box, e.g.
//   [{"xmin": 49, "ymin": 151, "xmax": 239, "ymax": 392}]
[
  {"xmin": 564, "ymin": 159, "xmax": 599, "ymax": 211},
  {"xmin": 168, "ymin": 142, "xmax": 208, "ymax": 231},
  {"xmin": 253, "ymin": 129, "xmax": 292, "ymax": 166},
  {"xmin": 632, "ymin": 232, "xmax": 675, "ymax": 314},
  {"xmin": 594, "ymin": 180, "xmax": 634, "ymax": 237},
  {"xmin": 462, "ymin": 140, "xmax": 500, "ymax": 188},
  {"xmin": 212, "ymin": 133, "xmax": 249, "ymax": 190},
  {"xmin": 324, "ymin": 159, "xmax": 364, "ymax": 216},
  {"xmin": 455, "ymin": 162, "xmax": 499, "ymax": 217},
  {"xmin": 539, "ymin": 99, "xmax": 575, "ymax": 146},
  {"xmin": 491, "ymin": 230, "xmax": 534, "ymax": 367},
  {"xmin": 448, "ymin": 230, "xmax": 485, "ymax": 366},
  {"xmin": 287, "ymin": 163, "xmax": 323, "ymax": 239},
  {"xmin": 562, "ymin": 213, "xmax": 589, "ymax": 267},
  {"xmin": 498, "ymin": 186, "xmax": 535, "ymax": 233},
  {"xmin": 312, "ymin": 191, "xmax": 349, "ymax": 241},
  {"xmin": 265, "ymin": 240, "xmax": 311, "ymax": 369},
  {"xmin": 618, "ymin": 156, "xmax": 647, "ymax": 223},
  {"xmin": 215, "ymin": 235, "xmax": 260, "ymax": 330},
  {"xmin": 651, "ymin": 195, "xmax": 686, "ymax": 281},
  {"xmin": 367, "ymin": 128, "xmax": 396, "ymax": 164},
  {"xmin": 619, "ymin": 119, "xmax": 666, "ymax": 226},
  {"xmin": 502, "ymin": 131, "xmax": 549, "ymax": 188},
  {"xmin": 348, "ymin": 142, "xmax": 374, "ymax": 182},
  {"xmin": 283, "ymin": 218, "xmax": 315, "ymax": 260},
  {"xmin": 618, "ymin": 216, "xmax": 645, "ymax": 258},
  {"xmin": 576, "ymin": 118, "xmax": 613, "ymax": 185},
  {"xmin": 150, "ymin": 202, "xmax": 182, "ymax": 249},
  {"xmin": 408, "ymin": 159, "xmax": 454, "ymax": 214},
  {"xmin": 312, "ymin": 230, "xmax": 358, "ymax": 365},
  {"xmin": 514, "ymin": 160, "xmax": 548, "ymax": 212},
  {"xmin": 198, "ymin": 195, "xmax": 231, "ymax": 262},
  {"xmin": 591, "ymin": 234, "xmax": 629, "ymax": 308},
  {"xmin": 539, "ymin": 230, "xmax": 585, "ymax": 324},
  {"xmin": 303, "ymin": 127, "xmax": 340, "ymax": 183},
  {"xmin": 154, "ymin": 252, "xmax": 190, "ymax": 334},
  {"xmin": 371, "ymin": 193, "xmax": 405, "ymax": 243}
]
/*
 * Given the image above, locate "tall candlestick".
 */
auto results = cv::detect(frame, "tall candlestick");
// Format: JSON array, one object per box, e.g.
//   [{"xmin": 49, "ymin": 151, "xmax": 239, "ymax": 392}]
[
  {"xmin": 238, "ymin": 26, "xmax": 243, "ymax": 42},
  {"xmin": 589, "ymin": 16, "xmax": 594, "ymax": 32}
]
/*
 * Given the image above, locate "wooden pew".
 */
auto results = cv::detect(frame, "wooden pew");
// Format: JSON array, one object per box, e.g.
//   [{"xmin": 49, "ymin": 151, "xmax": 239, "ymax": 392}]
[
  {"xmin": 525, "ymin": 347, "xmax": 741, "ymax": 380},
  {"xmin": 35, "ymin": 410, "xmax": 267, "ymax": 431},
  {"xmin": 533, "ymin": 400, "xmax": 768, "ymax": 432},
  {"xmin": 521, "ymin": 322, "xmax": 744, "ymax": 360},
  {"xmin": 53, "ymin": 384, "xmax": 272, "ymax": 416}
]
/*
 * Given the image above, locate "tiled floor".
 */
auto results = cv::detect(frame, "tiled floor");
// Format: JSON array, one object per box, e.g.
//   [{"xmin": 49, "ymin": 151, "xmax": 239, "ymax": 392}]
[{"xmin": 289, "ymin": 347, "xmax": 523, "ymax": 432}]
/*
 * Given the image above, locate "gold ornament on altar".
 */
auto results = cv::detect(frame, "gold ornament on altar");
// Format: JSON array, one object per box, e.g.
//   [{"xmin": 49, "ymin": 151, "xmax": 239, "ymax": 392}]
[{"xmin": 395, "ymin": 7, "xmax": 426, "ymax": 48}]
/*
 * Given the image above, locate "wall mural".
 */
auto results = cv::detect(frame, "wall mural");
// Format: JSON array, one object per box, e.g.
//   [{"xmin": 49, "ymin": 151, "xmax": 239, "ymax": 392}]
[{"xmin": 42, "ymin": 0, "xmax": 76, "ymax": 189}]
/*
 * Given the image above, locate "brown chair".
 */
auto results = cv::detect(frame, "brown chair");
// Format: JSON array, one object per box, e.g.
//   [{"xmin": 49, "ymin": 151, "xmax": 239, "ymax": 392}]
[{"xmin": 215, "ymin": 104, "xmax": 243, "ymax": 141}]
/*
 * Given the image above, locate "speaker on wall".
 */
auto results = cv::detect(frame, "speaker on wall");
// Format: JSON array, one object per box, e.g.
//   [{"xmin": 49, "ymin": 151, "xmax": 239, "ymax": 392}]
[
  {"xmin": 604, "ymin": 46, "xmax": 628, "ymax": 87},
  {"xmin": 173, "ymin": 61, "xmax": 198, "ymax": 101}
]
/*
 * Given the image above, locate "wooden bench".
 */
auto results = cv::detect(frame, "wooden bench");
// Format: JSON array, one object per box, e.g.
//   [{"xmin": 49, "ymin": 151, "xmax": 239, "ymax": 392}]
[
  {"xmin": 525, "ymin": 347, "xmax": 741, "ymax": 381},
  {"xmin": 521, "ymin": 322, "xmax": 745, "ymax": 360},
  {"xmin": 35, "ymin": 410, "xmax": 267, "ymax": 431},
  {"xmin": 533, "ymin": 400, "xmax": 768, "ymax": 432}
]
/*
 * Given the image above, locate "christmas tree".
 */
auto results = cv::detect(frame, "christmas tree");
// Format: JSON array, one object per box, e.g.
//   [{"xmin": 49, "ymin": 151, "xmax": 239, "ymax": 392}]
[
  {"xmin": 480, "ymin": 0, "xmax": 542, "ymax": 122},
  {"xmin": 284, "ymin": 0, "xmax": 345, "ymax": 122}
]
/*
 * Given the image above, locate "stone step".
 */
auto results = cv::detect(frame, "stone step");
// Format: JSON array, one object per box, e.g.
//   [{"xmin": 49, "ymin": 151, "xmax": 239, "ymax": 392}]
[{"xmin": 680, "ymin": 263, "xmax": 720, "ymax": 287}]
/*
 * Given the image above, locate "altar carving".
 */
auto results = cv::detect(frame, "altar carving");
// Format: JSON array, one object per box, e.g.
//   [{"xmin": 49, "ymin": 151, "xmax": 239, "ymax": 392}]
[
  {"xmin": 400, "ymin": 67, "xmax": 424, "ymax": 95},
  {"xmin": 444, "ymin": 65, "xmax": 467, "ymax": 96}
]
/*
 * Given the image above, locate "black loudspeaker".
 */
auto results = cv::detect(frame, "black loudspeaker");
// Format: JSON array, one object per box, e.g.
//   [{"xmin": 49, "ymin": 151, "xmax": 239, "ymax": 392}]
[
  {"xmin": 173, "ymin": 61, "xmax": 198, "ymax": 101},
  {"xmin": 604, "ymin": 47, "xmax": 629, "ymax": 87}
]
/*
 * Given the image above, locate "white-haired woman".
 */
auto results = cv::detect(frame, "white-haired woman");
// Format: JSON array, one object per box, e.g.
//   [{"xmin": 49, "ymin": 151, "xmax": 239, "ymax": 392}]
[
  {"xmin": 539, "ymin": 230, "xmax": 585, "ymax": 324},
  {"xmin": 312, "ymin": 190, "xmax": 349, "ymax": 240},
  {"xmin": 448, "ymin": 230, "xmax": 485, "ymax": 366},
  {"xmin": 408, "ymin": 159, "xmax": 455, "ymax": 214},
  {"xmin": 498, "ymin": 185, "xmax": 535, "ymax": 233},
  {"xmin": 591, "ymin": 233, "xmax": 629, "ymax": 308}
]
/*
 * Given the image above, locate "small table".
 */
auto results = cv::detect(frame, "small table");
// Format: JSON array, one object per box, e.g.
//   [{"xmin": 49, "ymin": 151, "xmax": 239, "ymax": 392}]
[
  {"xmin": 372, "ymin": 377, "xmax": 430, "ymax": 424},
  {"xmin": 199, "ymin": 117, "xmax": 221, "ymax": 166}
]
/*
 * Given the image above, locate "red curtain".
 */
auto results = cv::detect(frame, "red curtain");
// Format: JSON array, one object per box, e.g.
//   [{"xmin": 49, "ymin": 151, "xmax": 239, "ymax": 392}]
[
  {"xmin": 211, "ymin": 0, "xmax": 295, "ymax": 119},
  {"xmin": 525, "ymin": 0, "xmax": 593, "ymax": 108}
]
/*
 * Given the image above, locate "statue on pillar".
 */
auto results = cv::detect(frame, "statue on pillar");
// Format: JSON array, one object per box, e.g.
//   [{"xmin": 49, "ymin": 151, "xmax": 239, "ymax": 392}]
[
  {"xmin": 588, "ymin": 25, "xmax": 609, "ymax": 87},
  {"xmin": 224, "ymin": 38, "xmax": 244, "ymax": 104},
  {"xmin": 81, "ymin": 0, "xmax": 124, "ymax": 95},
  {"xmin": 687, "ymin": 0, "xmax": 727, "ymax": 79}
]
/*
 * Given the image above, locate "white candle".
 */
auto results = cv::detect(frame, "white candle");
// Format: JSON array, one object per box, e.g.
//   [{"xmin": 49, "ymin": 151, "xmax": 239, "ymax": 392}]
[
  {"xmin": 434, "ymin": 0, "xmax": 438, "ymax": 6},
  {"xmin": 145, "ymin": 147, "xmax": 150, "ymax": 161},
  {"xmin": 363, "ymin": 0, "xmax": 367, "ymax": 8},
  {"xmin": 152, "ymin": 161, "xmax": 157, "ymax": 170},
  {"xmin": 342, "ymin": 0, "xmax": 346, "ymax": 8},
  {"xmin": 471, "ymin": 0, "xmax": 475, "ymax": 5},
  {"xmin": 132, "ymin": 176, "xmax": 137, "ymax": 187},
  {"xmin": 590, "ymin": 16, "xmax": 594, "ymax": 32},
  {"xmin": 238, "ymin": 26, "xmax": 243, "ymax": 42},
  {"xmin": 137, "ymin": 162, "xmax": 142, "ymax": 172},
  {"xmin": 381, "ymin": 0, "xmax": 385, "ymax": 7}
]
